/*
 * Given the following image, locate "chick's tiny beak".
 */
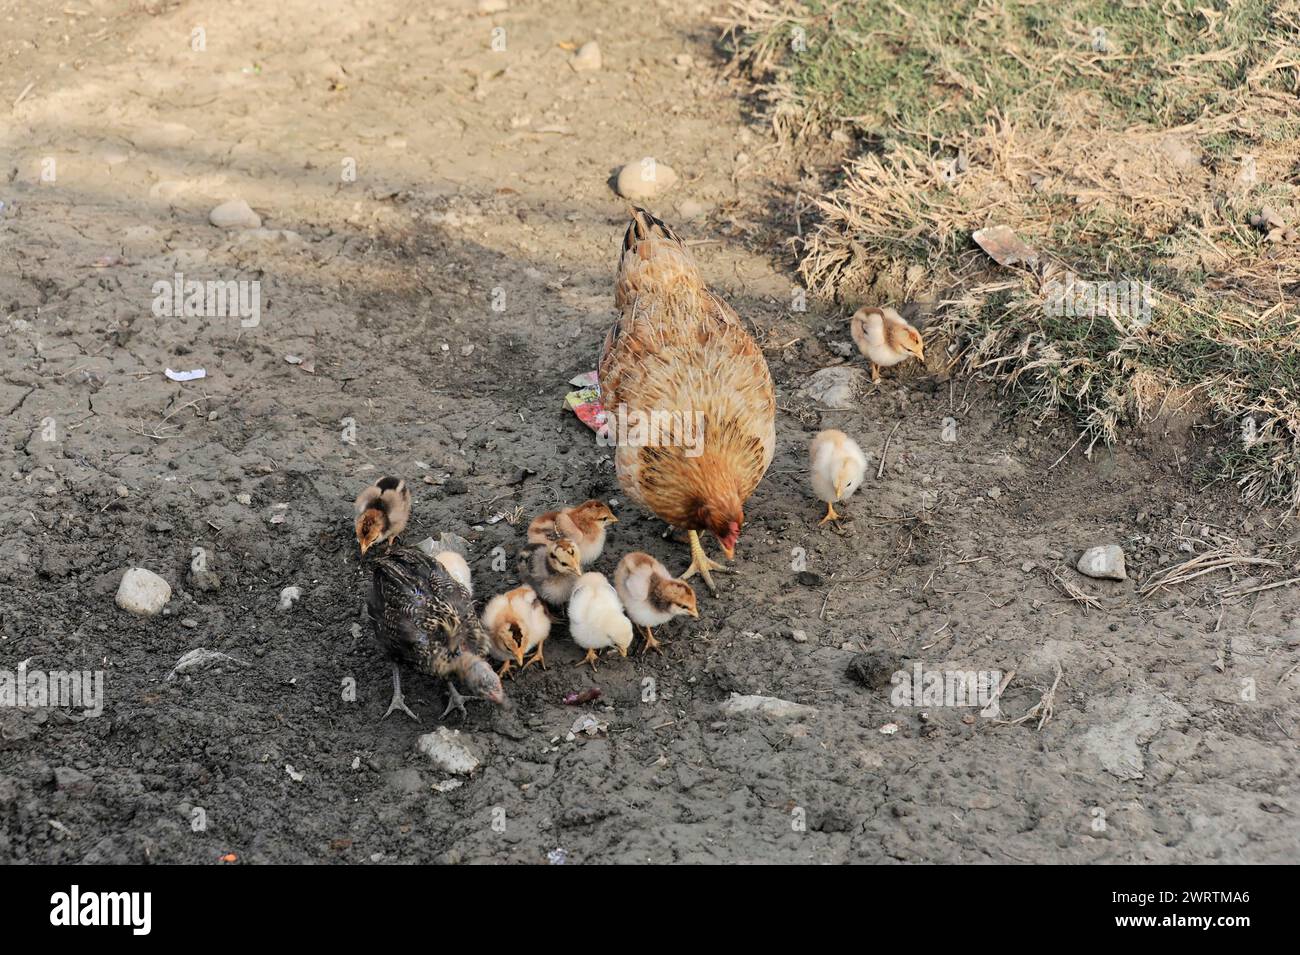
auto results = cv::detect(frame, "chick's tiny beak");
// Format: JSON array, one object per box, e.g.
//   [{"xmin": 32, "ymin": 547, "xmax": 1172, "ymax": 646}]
[
  {"xmin": 688, "ymin": 606, "xmax": 700, "ymax": 619},
  {"xmin": 618, "ymin": 644, "xmax": 629, "ymax": 657},
  {"xmin": 834, "ymin": 479, "xmax": 846, "ymax": 500},
  {"xmin": 514, "ymin": 646, "xmax": 526, "ymax": 666}
]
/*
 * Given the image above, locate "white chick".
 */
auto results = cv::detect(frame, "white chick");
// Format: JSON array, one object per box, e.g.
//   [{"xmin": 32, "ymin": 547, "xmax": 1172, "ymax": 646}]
[
  {"xmin": 481, "ymin": 585, "xmax": 552, "ymax": 677},
  {"xmin": 850, "ymin": 306, "xmax": 924, "ymax": 383},
  {"xmin": 434, "ymin": 550, "xmax": 472, "ymax": 597},
  {"xmin": 567, "ymin": 571, "xmax": 632, "ymax": 670},
  {"xmin": 614, "ymin": 552, "xmax": 698, "ymax": 655},
  {"xmin": 809, "ymin": 429, "xmax": 868, "ymax": 525}
]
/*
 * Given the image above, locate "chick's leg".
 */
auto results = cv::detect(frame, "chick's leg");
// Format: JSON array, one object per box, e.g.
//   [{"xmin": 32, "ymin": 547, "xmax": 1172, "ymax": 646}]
[
  {"xmin": 819, "ymin": 500, "xmax": 839, "ymax": 526},
  {"xmin": 496, "ymin": 660, "xmax": 514, "ymax": 680},
  {"xmin": 440, "ymin": 681, "xmax": 469, "ymax": 721},
  {"xmin": 680, "ymin": 529, "xmax": 729, "ymax": 595},
  {"xmin": 641, "ymin": 626, "xmax": 664, "ymax": 656},
  {"xmin": 574, "ymin": 648, "xmax": 599, "ymax": 671},
  {"xmin": 382, "ymin": 664, "xmax": 420, "ymax": 722},
  {"xmin": 870, "ymin": 362, "xmax": 882, "ymax": 385},
  {"xmin": 521, "ymin": 643, "xmax": 547, "ymax": 671}
]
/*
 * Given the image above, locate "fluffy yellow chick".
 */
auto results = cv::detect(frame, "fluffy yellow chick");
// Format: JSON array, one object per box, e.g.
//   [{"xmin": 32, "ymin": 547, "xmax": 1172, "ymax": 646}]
[
  {"xmin": 354, "ymin": 476, "xmax": 411, "ymax": 555},
  {"xmin": 433, "ymin": 550, "xmax": 472, "ymax": 596},
  {"xmin": 850, "ymin": 306, "xmax": 924, "ymax": 384},
  {"xmin": 481, "ymin": 585, "xmax": 551, "ymax": 678},
  {"xmin": 809, "ymin": 429, "xmax": 868, "ymax": 525},
  {"xmin": 518, "ymin": 539, "xmax": 583, "ymax": 609},
  {"xmin": 568, "ymin": 571, "xmax": 633, "ymax": 670},
  {"xmin": 527, "ymin": 500, "xmax": 618, "ymax": 565},
  {"xmin": 613, "ymin": 552, "xmax": 698, "ymax": 655}
]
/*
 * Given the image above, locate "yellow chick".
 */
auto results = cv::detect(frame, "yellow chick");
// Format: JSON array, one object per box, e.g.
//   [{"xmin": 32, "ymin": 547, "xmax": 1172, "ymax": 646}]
[
  {"xmin": 809, "ymin": 429, "xmax": 868, "ymax": 525},
  {"xmin": 433, "ymin": 551, "xmax": 472, "ymax": 597},
  {"xmin": 613, "ymin": 552, "xmax": 698, "ymax": 655},
  {"xmin": 850, "ymin": 306, "xmax": 924, "ymax": 384},
  {"xmin": 568, "ymin": 571, "xmax": 633, "ymax": 670},
  {"xmin": 517, "ymin": 539, "xmax": 583, "ymax": 609},
  {"xmin": 481, "ymin": 585, "xmax": 551, "ymax": 678},
  {"xmin": 527, "ymin": 500, "xmax": 619, "ymax": 565},
  {"xmin": 354, "ymin": 476, "xmax": 411, "ymax": 555}
]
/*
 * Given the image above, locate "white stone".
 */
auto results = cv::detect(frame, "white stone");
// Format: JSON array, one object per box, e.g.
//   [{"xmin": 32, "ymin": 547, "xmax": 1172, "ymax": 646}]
[
  {"xmin": 209, "ymin": 198, "xmax": 262, "ymax": 229},
  {"xmin": 718, "ymin": 693, "xmax": 818, "ymax": 720},
  {"xmin": 278, "ymin": 586, "xmax": 303, "ymax": 611},
  {"xmin": 571, "ymin": 41, "xmax": 602, "ymax": 72},
  {"xmin": 801, "ymin": 366, "xmax": 862, "ymax": 409},
  {"xmin": 615, "ymin": 158, "xmax": 678, "ymax": 201},
  {"xmin": 1077, "ymin": 545, "xmax": 1127, "ymax": 581},
  {"xmin": 115, "ymin": 567, "xmax": 171, "ymax": 616},
  {"xmin": 415, "ymin": 727, "xmax": 480, "ymax": 775}
]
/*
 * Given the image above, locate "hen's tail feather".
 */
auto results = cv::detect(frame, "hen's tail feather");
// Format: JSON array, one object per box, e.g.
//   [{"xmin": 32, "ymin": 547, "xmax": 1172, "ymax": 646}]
[{"xmin": 623, "ymin": 205, "xmax": 684, "ymax": 253}]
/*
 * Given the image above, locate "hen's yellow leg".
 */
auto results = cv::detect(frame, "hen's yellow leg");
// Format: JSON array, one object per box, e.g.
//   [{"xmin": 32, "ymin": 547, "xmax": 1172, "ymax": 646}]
[
  {"xmin": 680, "ymin": 529, "xmax": 729, "ymax": 595},
  {"xmin": 819, "ymin": 501, "xmax": 839, "ymax": 526}
]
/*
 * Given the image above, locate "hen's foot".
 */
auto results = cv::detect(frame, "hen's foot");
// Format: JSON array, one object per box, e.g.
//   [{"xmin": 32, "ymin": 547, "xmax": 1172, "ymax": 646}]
[
  {"xmin": 382, "ymin": 665, "xmax": 420, "ymax": 722},
  {"xmin": 680, "ymin": 530, "xmax": 729, "ymax": 595}
]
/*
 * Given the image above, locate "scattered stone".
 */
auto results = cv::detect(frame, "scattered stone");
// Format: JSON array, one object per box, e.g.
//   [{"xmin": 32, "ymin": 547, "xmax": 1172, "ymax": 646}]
[
  {"xmin": 278, "ymin": 586, "xmax": 303, "ymax": 611},
  {"xmin": 1079, "ymin": 688, "xmax": 1189, "ymax": 780},
  {"xmin": 880, "ymin": 722, "xmax": 899, "ymax": 735},
  {"xmin": 571, "ymin": 40, "xmax": 602, "ymax": 72},
  {"xmin": 801, "ymin": 366, "xmax": 862, "ymax": 409},
  {"xmin": 415, "ymin": 727, "xmax": 480, "ymax": 775},
  {"xmin": 164, "ymin": 648, "xmax": 251, "ymax": 682},
  {"xmin": 181, "ymin": 618, "xmax": 198, "ymax": 629},
  {"xmin": 208, "ymin": 198, "xmax": 262, "ymax": 229},
  {"xmin": 115, "ymin": 567, "xmax": 172, "ymax": 616},
  {"xmin": 1077, "ymin": 545, "xmax": 1127, "ymax": 581},
  {"xmin": 236, "ymin": 493, "xmax": 252, "ymax": 505},
  {"xmin": 190, "ymin": 569, "xmax": 222, "ymax": 593},
  {"xmin": 615, "ymin": 157, "xmax": 678, "ymax": 201},
  {"xmin": 987, "ymin": 487, "xmax": 1001, "ymax": 500},
  {"xmin": 285, "ymin": 764, "xmax": 305, "ymax": 783},
  {"xmin": 114, "ymin": 485, "xmax": 129, "ymax": 498},
  {"xmin": 672, "ymin": 53, "xmax": 693, "ymax": 69},
  {"xmin": 718, "ymin": 693, "xmax": 818, "ymax": 720},
  {"xmin": 570, "ymin": 714, "xmax": 608, "ymax": 737},
  {"xmin": 846, "ymin": 649, "xmax": 904, "ymax": 690},
  {"xmin": 790, "ymin": 629, "xmax": 808, "ymax": 644}
]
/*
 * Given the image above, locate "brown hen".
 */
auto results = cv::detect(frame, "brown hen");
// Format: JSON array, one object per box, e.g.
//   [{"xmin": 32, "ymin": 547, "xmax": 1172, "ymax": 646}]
[{"xmin": 597, "ymin": 207, "xmax": 776, "ymax": 593}]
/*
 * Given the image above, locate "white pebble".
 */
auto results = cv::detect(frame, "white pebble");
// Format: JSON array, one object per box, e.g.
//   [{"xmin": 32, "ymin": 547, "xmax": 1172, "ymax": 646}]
[
  {"xmin": 571, "ymin": 40, "xmax": 602, "ymax": 72},
  {"xmin": 115, "ymin": 568, "xmax": 172, "ymax": 616},
  {"xmin": 208, "ymin": 198, "xmax": 262, "ymax": 229},
  {"xmin": 615, "ymin": 158, "xmax": 678, "ymax": 201},
  {"xmin": 278, "ymin": 586, "xmax": 303, "ymax": 611}
]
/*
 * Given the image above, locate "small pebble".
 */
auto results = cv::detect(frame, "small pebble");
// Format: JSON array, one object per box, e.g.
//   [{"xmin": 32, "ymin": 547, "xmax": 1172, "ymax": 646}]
[
  {"xmin": 181, "ymin": 618, "xmax": 198, "ymax": 629},
  {"xmin": 208, "ymin": 198, "xmax": 262, "ymax": 229},
  {"xmin": 571, "ymin": 40, "xmax": 602, "ymax": 72},
  {"xmin": 115, "ymin": 485, "xmax": 129, "ymax": 498},
  {"xmin": 236, "ymin": 493, "xmax": 252, "ymax": 505},
  {"xmin": 791, "ymin": 629, "xmax": 808, "ymax": 644},
  {"xmin": 278, "ymin": 586, "xmax": 303, "ymax": 611},
  {"xmin": 615, "ymin": 158, "xmax": 677, "ymax": 200}
]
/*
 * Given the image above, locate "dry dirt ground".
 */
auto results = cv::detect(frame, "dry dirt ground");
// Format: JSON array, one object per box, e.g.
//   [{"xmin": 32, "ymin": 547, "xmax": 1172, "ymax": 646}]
[{"xmin": 1, "ymin": 0, "xmax": 1297, "ymax": 864}]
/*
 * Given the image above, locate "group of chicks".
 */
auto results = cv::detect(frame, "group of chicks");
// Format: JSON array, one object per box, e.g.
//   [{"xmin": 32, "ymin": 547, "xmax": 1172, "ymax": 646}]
[{"xmin": 354, "ymin": 478, "xmax": 699, "ymax": 721}]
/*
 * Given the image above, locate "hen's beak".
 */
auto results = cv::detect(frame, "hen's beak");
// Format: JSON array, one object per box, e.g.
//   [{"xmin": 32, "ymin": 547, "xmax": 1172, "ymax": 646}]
[{"xmin": 720, "ymin": 543, "xmax": 735, "ymax": 560}]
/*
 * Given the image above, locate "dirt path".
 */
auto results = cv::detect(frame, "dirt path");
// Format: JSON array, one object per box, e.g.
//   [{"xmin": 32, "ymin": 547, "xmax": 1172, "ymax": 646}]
[{"xmin": 1, "ymin": 0, "xmax": 1296, "ymax": 863}]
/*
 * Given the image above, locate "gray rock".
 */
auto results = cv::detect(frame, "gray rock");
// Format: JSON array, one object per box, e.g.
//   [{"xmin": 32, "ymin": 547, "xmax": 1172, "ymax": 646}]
[
  {"xmin": 801, "ymin": 366, "xmax": 862, "ymax": 409},
  {"xmin": 164, "ymin": 648, "xmax": 250, "ymax": 682},
  {"xmin": 53, "ymin": 766, "xmax": 94, "ymax": 796},
  {"xmin": 208, "ymin": 198, "xmax": 262, "ymax": 229},
  {"xmin": 277, "ymin": 586, "xmax": 303, "ymax": 611},
  {"xmin": 1077, "ymin": 544, "xmax": 1127, "ymax": 581},
  {"xmin": 718, "ymin": 693, "xmax": 818, "ymax": 720},
  {"xmin": 115, "ymin": 567, "xmax": 171, "ymax": 616},
  {"xmin": 415, "ymin": 727, "xmax": 480, "ymax": 775}
]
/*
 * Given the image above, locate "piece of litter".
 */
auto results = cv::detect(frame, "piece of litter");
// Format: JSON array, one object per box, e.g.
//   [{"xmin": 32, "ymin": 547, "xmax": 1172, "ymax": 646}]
[
  {"xmin": 973, "ymin": 225, "xmax": 1038, "ymax": 268},
  {"xmin": 285, "ymin": 355, "xmax": 303, "ymax": 364},
  {"xmin": 165, "ymin": 368, "xmax": 207, "ymax": 382},
  {"xmin": 570, "ymin": 714, "xmax": 609, "ymax": 737},
  {"xmin": 164, "ymin": 648, "xmax": 250, "ymax": 682},
  {"xmin": 547, "ymin": 847, "xmax": 568, "ymax": 865},
  {"xmin": 285, "ymin": 764, "xmax": 304, "ymax": 782},
  {"xmin": 880, "ymin": 722, "xmax": 899, "ymax": 735},
  {"xmin": 90, "ymin": 254, "xmax": 128, "ymax": 268},
  {"xmin": 565, "ymin": 370, "xmax": 607, "ymax": 437}
]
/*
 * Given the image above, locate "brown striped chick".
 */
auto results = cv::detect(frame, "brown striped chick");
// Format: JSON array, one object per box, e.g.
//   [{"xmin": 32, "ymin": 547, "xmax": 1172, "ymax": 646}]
[
  {"xmin": 809, "ymin": 429, "xmax": 868, "ymax": 526},
  {"xmin": 527, "ymin": 500, "xmax": 618, "ymax": 565},
  {"xmin": 568, "ymin": 571, "xmax": 633, "ymax": 670},
  {"xmin": 613, "ymin": 552, "xmax": 698, "ymax": 655},
  {"xmin": 434, "ymin": 551, "xmax": 472, "ymax": 597},
  {"xmin": 481, "ymin": 585, "xmax": 551, "ymax": 678},
  {"xmin": 354, "ymin": 476, "xmax": 411, "ymax": 555},
  {"xmin": 850, "ymin": 306, "xmax": 924, "ymax": 384},
  {"xmin": 517, "ymin": 538, "xmax": 583, "ymax": 610}
]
